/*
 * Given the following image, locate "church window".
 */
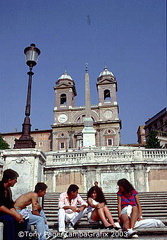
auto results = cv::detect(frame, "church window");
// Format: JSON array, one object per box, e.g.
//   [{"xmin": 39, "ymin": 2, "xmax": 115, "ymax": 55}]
[
  {"xmin": 107, "ymin": 139, "xmax": 113, "ymax": 146},
  {"xmin": 104, "ymin": 129, "xmax": 115, "ymax": 135},
  {"xmin": 60, "ymin": 94, "xmax": 67, "ymax": 105},
  {"xmin": 104, "ymin": 90, "xmax": 111, "ymax": 101},
  {"xmin": 77, "ymin": 115, "xmax": 85, "ymax": 123},
  {"xmin": 82, "ymin": 115, "xmax": 86, "ymax": 121},
  {"xmin": 77, "ymin": 117, "xmax": 81, "ymax": 122},
  {"xmin": 39, "ymin": 142, "xmax": 43, "ymax": 147},
  {"xmin": 60, "ymin": 142, "xmax": 65, "ymax": 149}
]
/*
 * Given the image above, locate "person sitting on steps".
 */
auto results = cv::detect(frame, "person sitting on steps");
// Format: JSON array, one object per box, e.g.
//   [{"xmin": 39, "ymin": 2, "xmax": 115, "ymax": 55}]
[
  {"xmin": 117, "ymin": 178, "xmax": 142, "ymax": 238},
  {"xmin": 87, "ymin": 186, "xmax": 119, "ymax": 230},
  {"xmin": 0, "ymin": 169, "xmax": 27, "ymax": 240},
  {"xmin": 58, "ymin": 184, "xmax": 87, "ymax": 237},
  {"xmin": 14, "ymin": 182, "xmax": 52, "ymax": 240}
]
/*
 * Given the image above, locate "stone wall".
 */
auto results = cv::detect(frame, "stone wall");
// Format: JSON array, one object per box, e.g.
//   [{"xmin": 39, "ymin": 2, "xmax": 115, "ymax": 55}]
[
  {"xmin": 148, "ymin": 169, "xmax": 167, "ymax": 191},
  {"xmin": 44, "ymin": 147, "xmax": 167, "ymax": 193},
  {"xmin": 1, "ymin": 149, "xmax": 46, "ymax": 200}
]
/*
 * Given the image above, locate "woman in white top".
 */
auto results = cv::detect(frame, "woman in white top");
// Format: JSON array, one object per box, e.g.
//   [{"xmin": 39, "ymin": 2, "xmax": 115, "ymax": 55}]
[{"xmin": 87, "ymin": 186, "xmax": 119, "ymax": 229}]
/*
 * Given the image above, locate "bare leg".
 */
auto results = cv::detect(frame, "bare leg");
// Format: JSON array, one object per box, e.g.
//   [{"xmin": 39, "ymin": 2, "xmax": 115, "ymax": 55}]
[
  {"xmin": 90, "ymin": 208, "xmax": 100, "ymax": 222},
  {"xmin": 120, "ymin": 214, "xmax": 130, "ymax": 230},
  {"xmin": 130, "ymin": 206, "xmax": 138, "ymax": 229},
  {"xmin": 103, "ymin": 206, "xmax": 117, "ymax": 227},
  {"xmin": 97, "ymin": 208, "xmax": 112, "ymax": 227}
]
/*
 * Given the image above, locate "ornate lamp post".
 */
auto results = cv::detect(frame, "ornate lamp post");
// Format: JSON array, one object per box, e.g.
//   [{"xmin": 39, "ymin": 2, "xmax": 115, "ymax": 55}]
[{"xmin": 14, "ymin": 43, "xmax": 41, "ymax": 149}]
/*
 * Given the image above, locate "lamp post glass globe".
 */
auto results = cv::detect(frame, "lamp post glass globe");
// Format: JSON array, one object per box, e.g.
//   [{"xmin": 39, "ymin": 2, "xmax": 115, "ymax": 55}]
[{"xmin": 24, "ymin": 43, "xmax": 41, "ymax": 68}]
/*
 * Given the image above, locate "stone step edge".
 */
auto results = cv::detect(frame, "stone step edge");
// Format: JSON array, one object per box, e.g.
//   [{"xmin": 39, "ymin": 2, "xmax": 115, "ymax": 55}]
[{"xmin": 47, "ymin": 220, "xmax": 167, "ymax": 227}]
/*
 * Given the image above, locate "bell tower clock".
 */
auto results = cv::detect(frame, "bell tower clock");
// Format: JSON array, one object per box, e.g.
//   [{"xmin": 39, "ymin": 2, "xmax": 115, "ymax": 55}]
[
  {"xmin": 52, "ymin": 71, "xmax": 77, "ymax": 150},
  {"xmin": 53, "ymin": 71, "xmax": 77, "ymax": 125}
]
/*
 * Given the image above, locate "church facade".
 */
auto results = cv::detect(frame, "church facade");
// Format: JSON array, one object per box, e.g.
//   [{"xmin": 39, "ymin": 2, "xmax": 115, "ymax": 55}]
[{"xmin": 52, "ymin": 67, "xmax": 121, "ymax": 151}]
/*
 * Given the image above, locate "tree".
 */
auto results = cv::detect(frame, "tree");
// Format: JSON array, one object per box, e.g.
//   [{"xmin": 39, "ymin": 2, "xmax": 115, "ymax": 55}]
[
  {"xmin": 146, "ymin": 130, "xmax": 161, "ymax": 148},
  {"xmin": 0, "ymin": 135, "xmax": 9, "ymax": 149}
]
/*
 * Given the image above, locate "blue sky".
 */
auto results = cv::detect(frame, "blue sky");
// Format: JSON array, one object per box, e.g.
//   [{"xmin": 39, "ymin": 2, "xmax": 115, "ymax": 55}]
[{"xmin": 0, "ymin": 0, "xmax": 166, "ymax": 144}]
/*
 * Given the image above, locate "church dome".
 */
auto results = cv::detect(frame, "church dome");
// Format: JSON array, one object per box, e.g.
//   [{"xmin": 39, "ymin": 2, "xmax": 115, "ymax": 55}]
[
  {"xmin": 58, "ymin": 71, "xmax": 73, "ymax": 80},
  {"xmin": 99, "ymin": 67, "xmax": 114, "ymax": 77}
]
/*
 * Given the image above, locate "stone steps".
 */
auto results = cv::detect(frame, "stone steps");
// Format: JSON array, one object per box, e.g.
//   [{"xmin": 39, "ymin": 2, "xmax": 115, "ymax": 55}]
[{"xmin": 43, "ymin": 191, "xmax": 167, "ymax": 228}]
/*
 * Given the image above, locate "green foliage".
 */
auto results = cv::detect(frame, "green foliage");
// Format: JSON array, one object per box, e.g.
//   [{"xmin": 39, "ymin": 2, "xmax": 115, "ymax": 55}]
[
  {"xmin": 0, "ymin": 135, "xmax": 10, "ymax": 149},
  {"xmin": 146, "ymin": 130, "xmax": 161, "ymax": 149}
]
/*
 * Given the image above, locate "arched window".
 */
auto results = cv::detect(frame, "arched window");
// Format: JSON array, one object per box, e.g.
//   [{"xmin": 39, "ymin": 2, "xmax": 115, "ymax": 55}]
[
  {"xmin": 60, "ymin": 94, "xmax": 67, "ymax": 105},
  {"xmin": 77, "ymin": 115, "xmax": 94, "ymax": 123},
  {"xmin": 104, "ymin": 89, "xmax": 111, "ymax": 102}
]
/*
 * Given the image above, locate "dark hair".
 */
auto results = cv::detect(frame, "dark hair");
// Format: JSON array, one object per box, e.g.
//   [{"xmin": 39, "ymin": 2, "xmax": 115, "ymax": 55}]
[
  {"xmin": 67, "ymin": 184, "xmax": 79, "ymax": 195},
  {"xmin": 2, "ymin": 169, "xmax": 19, "ymax": 183},
  {"xmin": 34, "ymin": 182, "xmax": 47, "ymax": 193},
  {"xmin": 87, "ymin": 186, "xmax": 107, "ymax": 204},
  {"xmin": 117, "ymin": 178, "xmax": 135, "ymax": 194}
]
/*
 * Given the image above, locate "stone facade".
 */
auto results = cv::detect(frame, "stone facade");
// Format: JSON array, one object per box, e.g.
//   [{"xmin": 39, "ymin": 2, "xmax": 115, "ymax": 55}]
[
  {"xmin": 44, "ymin": 147, "xmax": 167, "ymax": 193},
  {"xmin": 52, "ymin": 67, "xmax": 121, "ymax": 151},
  {"xmin": 2, "ymin": 130, "xmax": 52, "ymax": 152}
]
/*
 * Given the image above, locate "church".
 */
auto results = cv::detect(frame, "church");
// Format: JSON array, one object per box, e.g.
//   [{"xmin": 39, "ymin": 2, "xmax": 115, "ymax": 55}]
[{"xmin": 52, "ymin": 66, "xmax": 121, "ymax": 151}]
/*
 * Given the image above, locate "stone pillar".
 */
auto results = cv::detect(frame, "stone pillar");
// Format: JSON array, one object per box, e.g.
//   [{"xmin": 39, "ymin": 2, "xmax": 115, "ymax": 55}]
[
  {"xmin": 133, "ymin": 164, "xmax": 147, "ymax": 192},
  {"xmin": 2, "ymin": 149, "xmax": 46, "ymax": 200},
  {"xmin": 44, "ymin": 169, "xmax": 56, "ymax": 192},
  {"xmin": 83, "ymin": 166, "xmax": 96, "ymax": 191}
]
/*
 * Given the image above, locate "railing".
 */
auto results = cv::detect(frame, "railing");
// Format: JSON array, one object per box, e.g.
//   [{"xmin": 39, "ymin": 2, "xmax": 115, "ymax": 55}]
[
  {"xmin": 45, "ymin": 147, "xmax": 167, "ymax": 167},
  {"xmin": 51, "ymin": 152, "xmax": 87, "ymax": 164},
  {"xmin": 94, "ymin": 149, "xmax": 134, "ymax": 160},
  {"xmin": 142, "ymin": 149, "xmax": 167, "ymax": 159}
]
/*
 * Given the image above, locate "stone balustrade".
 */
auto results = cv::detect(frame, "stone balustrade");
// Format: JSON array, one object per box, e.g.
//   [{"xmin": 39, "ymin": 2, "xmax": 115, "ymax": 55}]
[
  {"xmin": 45, "ymin": 147, "xmax": 167, "ymax": 166},
  {"xmin": 1, "ymin": 148, "xmax": 167, "ymax": 167}
]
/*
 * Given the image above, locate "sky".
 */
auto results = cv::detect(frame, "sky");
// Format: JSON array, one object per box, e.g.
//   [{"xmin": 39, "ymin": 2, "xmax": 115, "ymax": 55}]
[{"xmin": 0, "ymin": 0, "xmax": 166, "ymax": 144}]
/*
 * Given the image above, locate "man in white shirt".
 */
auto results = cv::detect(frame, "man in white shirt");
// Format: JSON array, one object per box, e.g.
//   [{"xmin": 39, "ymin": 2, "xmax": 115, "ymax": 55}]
[{"xmin": 58, "ymin": 184, "xmax": 87, "ymax": 234}]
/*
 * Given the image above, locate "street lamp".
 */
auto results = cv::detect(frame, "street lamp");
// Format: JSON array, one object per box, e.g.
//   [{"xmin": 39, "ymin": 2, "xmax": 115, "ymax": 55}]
[{"xmin": 14, "ymin": 44, "xmax": 41, "ymax": 149}]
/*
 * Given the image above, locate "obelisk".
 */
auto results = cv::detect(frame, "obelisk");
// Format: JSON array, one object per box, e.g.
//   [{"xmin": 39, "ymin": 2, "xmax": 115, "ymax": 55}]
[{"xmin": 82, "ymin": 65, "xmax": 96, "ymax": 147}]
